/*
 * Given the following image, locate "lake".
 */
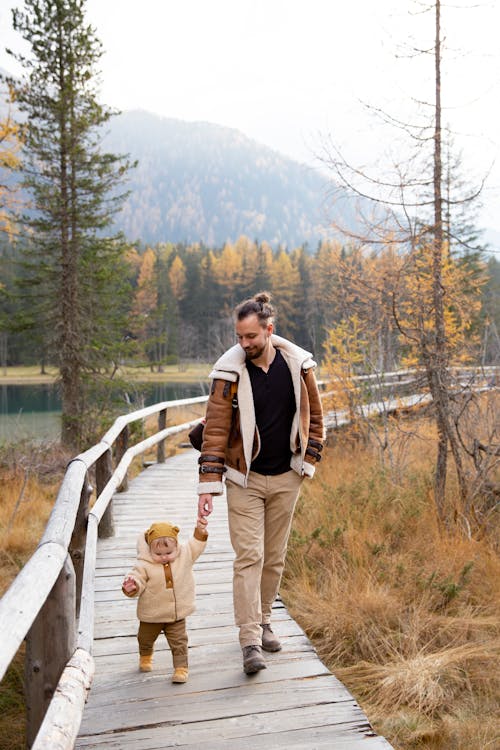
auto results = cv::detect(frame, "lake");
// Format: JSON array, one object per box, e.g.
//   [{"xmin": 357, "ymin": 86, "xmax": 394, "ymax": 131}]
[{"xmin": 0, "ymin": 381, "xmax": 209, "ymax": 443}]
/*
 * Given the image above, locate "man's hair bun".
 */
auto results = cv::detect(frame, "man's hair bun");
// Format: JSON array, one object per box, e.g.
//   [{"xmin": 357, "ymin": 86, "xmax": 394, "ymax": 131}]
[
  {"xmin": 235, "ymin": 290, "xmax": 276, "ymax": 325},
  {"xmin": 254, "ymin": 291, "xmax": 271, "ymax": 305}
]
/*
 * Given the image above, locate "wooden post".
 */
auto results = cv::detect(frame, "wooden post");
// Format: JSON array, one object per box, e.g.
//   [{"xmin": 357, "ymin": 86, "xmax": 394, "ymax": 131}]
[
  {"xmin": 95, "ymin": 449, "xmax": 114, "ymax": 539},
  {"xmin": 69, "ymin": 472, "xmax": 92, "ymax": 618},
  {"xmin": 157, "ymin": 408, "xmax": 167, "ymax": 463},
  {"xmin": 115, "ymin": 425, "xmax": 129, "ymax": 492},
  {"xmin": 30, "ymin": 648, "xmax": 94, "ymax": 750},
  {"xmin": 25, "ymin": 555, "xmax": 76, "ymax": 749}
]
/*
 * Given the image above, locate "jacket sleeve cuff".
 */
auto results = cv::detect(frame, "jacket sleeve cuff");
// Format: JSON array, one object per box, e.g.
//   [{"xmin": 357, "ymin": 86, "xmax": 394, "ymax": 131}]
[
  {"xmin": 302, "ymin": 461, "xmax": 316, "ymax": 478},
  {"xmin": 194, "ymin": 527, "xmax": 208, "ymax": 541},
  {"xmin": 198, "ymin": 480, "xmax": 223, "ymax": 495}
]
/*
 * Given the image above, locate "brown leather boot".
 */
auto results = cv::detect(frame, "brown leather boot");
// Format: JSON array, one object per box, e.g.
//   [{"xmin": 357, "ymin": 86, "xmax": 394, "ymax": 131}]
[
  {"xmin": 172, "ymin": 667, "xmax": 189, "ymax": 683},
  {"xmin": 139, "ymin": 654, "xmax": 153, "ymax": 672},
  {"xmin": 261, "ymin": 623, "xmax": 281, "ymax": 652},
  {"xmin": 242, "ymin": 645, "xmax": 266, "ymax": 674}
]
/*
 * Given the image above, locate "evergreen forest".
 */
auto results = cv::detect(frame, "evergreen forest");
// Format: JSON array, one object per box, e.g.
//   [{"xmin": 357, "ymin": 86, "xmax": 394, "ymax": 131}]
[{"xmin": 2, "ymin": 233, "xmax": 499, "ymax": 372}]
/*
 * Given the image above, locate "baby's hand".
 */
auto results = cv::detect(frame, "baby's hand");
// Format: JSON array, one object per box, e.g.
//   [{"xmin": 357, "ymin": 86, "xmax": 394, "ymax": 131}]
[
  {"xmin": 122, "ymin": 576, "xmax": 138, "ymax": 594},
  {"xmin": 196, "ymin": 515, "xmax": 208, "ymax": 532}
]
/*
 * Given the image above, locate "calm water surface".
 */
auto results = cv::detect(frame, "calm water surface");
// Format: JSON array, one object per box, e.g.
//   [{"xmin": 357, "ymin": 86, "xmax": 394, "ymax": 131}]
[{"xmin": 0, "ymin": 381, "xmax": 208, "ymax": 443}]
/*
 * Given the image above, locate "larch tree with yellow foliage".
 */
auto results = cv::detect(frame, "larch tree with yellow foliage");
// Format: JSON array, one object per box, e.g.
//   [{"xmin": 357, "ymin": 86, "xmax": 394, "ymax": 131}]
[
  {"xmin": 131, "ymin": 247, "xmax": 170, "ymax": 371},
  {"xmin": 0, "ymin": 101, "xmax": 22, "ymax": 237},
  {"xmin": 270, "ymin": 249, "xmax": 302, "ymax": 340},
  {"xmin": 320, "ymin": 0, "xmax": 495, "ymax": 527},
  {"xmin": 320, "ymin": 245, "xmax": 405, "ymax": 468},
  {"xmin": 0, "ymin": 98, "xmax": 23, "ymax": 371}
]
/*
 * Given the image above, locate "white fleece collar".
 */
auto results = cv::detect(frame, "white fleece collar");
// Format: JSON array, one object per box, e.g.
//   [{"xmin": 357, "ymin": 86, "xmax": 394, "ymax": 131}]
[{"xmin": 209, "ymin": 335, "xmax": 316, "ymax": 379}]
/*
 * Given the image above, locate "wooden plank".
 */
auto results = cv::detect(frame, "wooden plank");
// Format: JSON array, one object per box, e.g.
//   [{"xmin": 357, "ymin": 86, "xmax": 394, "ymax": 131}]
[
  {"xmin": 76, "ymin": 717, "xmax": 387, "ymax": 750},
  {"xmin": 89, "ymin": 638, "xmax": 315, "ymax": 688},
  {"xmin": 76, "ymin": 704, "xmax": 381, "ymax": 749},
  {"xmin": 91, "ymin": 619, "xmax": 306, "ymax": 657},
  {"xmin": 79, "ymin": 674, "xmax": 360, "ymax": 735},
  {"xmin": 85, "ymin": 657, "xmax": 331, "ymax": 706},
  {"xmin": 92, "ymin": 607, "xmax": 290, "ymax": 637},
  {"xmin": 89, "ymin": 638, "xmax": 316, "ymax": 680},
  {"xmin": 94, "ymin": 605, "xmax": 302, "ymax": 653},
  {"xmin": 76, "ymin": 451, "xmax": 393, "ymax": 749}
]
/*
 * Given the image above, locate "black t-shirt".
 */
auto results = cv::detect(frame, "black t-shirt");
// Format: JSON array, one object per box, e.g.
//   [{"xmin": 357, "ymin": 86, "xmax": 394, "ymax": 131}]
[{"xmin": 247, "ymin": 349, "xmax": 296, "ymax": 475}]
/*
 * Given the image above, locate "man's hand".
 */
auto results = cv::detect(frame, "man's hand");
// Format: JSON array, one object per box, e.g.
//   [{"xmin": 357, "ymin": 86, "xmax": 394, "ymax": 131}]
[{"xmin": 198, "ymin": 493, "xmax": 213, "ymax": 517}]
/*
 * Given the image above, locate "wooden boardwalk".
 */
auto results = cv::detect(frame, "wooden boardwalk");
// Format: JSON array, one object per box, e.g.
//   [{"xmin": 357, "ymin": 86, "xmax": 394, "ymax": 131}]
[{"xmin": 76, "ymin": 450, "xmax": 393, "ymax": 749}]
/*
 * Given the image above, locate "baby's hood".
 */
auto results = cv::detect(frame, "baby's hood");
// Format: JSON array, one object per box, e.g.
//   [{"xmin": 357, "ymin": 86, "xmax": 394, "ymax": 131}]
[{"xmin": 136, "ymin": 531, "xmax": 155, "ymax": 564}]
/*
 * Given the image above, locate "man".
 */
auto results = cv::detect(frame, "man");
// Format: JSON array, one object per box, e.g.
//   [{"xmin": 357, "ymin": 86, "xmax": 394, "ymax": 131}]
[{"xmin": 197, "ymin": 292, "xmax": 324, "ymax": 674}]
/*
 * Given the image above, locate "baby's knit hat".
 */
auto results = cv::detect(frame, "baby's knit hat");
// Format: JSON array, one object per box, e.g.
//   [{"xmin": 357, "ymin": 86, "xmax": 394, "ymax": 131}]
[{"xmin": 145, "ymin": 522, "xmax": 180, "ymax": 545}]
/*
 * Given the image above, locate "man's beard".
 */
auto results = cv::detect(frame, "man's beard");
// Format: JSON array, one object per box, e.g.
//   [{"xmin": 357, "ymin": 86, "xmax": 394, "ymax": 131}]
[{"xmin": 244, "ymin": 343, "xmax": 266, "ymax": 361}]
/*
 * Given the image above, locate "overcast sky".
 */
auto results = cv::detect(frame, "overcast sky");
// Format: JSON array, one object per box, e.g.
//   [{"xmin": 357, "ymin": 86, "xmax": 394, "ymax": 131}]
[{"xmin": 1, "ymin": 0, "xmax": 499, "ymax": 242}]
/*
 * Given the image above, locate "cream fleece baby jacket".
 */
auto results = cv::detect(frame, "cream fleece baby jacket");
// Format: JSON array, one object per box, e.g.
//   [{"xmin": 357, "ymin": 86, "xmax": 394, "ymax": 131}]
[{"xmin": 123, "ymin": 527, "xmax": 207, "ymax": 623}]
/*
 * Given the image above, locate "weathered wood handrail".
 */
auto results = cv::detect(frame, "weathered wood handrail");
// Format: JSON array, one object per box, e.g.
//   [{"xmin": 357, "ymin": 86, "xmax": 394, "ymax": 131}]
[
  {"xmin": 0, "ymin": 394, "xmax": 208, "ymax": 748},
  {"xmin": 318, "ymin": 364, "xmax": 498, "ymax": 396}
]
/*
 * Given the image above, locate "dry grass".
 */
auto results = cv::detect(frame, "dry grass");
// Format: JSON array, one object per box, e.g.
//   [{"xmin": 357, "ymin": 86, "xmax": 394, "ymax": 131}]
[
  {"xmin": 0, "ymin": 441, "xmax": 71, "ymax": 595},
  {"xmin": 0, "ymin": 365, "xmax": 58, "ymax": 384},
  {"xmin": 0, "ymin": 362, "xmax": 211, "ymax": 385},
  {"xmin": 282, "ymin": 416, "xmax": 500, "ymax": 750},
  {"xmin": 119, "ymin": 362, "xmax": 211, "ymax": 383}
]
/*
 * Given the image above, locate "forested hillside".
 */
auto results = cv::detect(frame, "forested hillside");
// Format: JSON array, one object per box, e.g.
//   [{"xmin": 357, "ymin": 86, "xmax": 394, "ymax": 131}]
[
  {"xmin": 4, "ymin": 234, "xmax": 497, "ymax": 370},
  {"xmin": 104, "ymin": 110, "xmax": 347, "ymax": 248}
]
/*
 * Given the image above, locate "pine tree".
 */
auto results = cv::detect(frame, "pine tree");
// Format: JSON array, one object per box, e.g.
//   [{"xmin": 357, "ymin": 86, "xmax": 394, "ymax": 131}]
[{"xmin": 5, "ymin": 0, "xmax": 134, "ymax": 449}]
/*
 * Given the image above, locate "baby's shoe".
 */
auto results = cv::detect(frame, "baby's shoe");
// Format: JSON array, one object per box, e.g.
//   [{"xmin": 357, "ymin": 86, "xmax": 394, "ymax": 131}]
[
  {"xmin": 172, "ymin": 667, "xmax": 188, "ymax": 683},
  {"xmin": 139, "ymin": 654, "xmax": 153, "ymax": 672}
]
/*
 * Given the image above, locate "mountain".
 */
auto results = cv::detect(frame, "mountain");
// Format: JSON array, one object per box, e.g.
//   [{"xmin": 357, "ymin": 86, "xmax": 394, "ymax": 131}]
[
  {"xmin": 104, "ymin": 110, "xmax": 343, "ymax": 249},
  {"xmin": 7, "ymin": 94, "xmax": 497, "ymax": 253}
]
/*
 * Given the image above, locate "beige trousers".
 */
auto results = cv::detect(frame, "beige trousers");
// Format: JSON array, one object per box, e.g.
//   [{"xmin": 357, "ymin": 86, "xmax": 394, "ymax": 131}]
[
  {"xmin": 226, "ymin": 469, "xmax": 303, "ymax": 647},
  {"xmin": 138, "ymin": 618, "xmax": 188, "ymax": 667}
]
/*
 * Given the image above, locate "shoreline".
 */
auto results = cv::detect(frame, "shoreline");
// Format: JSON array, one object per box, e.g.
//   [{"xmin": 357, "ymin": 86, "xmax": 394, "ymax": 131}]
[{"xmin": 0, "ymin": 365, "xmax": 211, "ymax": 387}]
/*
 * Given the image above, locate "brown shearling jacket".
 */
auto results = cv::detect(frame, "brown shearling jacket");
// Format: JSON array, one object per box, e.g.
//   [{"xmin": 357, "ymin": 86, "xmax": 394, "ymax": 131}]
[{"xmin": 198, "ymin": 334, "xmax": 324, "ymax": 495}]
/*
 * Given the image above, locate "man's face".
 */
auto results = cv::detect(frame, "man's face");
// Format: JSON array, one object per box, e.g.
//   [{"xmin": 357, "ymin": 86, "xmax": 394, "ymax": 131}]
[{"xmin": 236, "ymin": 313, "xmax": 273, "ymax": 361}]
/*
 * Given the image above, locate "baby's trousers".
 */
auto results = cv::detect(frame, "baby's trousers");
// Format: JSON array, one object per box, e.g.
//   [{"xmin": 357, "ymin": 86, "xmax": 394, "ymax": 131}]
[{"xmin": 138, "ymin": 618, "xmax": 188, "ymax": 667}]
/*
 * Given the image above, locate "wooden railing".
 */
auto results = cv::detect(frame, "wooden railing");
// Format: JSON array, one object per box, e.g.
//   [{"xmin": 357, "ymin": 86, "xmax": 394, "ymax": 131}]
[{"xmin": 0, "ymin": 396, "xmax": 208, "ymax": 749}]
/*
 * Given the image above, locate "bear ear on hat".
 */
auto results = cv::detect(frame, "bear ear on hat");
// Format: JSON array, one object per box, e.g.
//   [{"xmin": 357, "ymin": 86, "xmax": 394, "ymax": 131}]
[{"xmin": 144, "ymin": 523, "xmax": 162, "ymax": 545}]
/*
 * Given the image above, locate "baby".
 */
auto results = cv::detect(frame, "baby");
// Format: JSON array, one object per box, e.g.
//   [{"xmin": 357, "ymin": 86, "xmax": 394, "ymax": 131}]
[{"xmin": 122, "ymin": 516, "xmax": 208, "ymax": 683}]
